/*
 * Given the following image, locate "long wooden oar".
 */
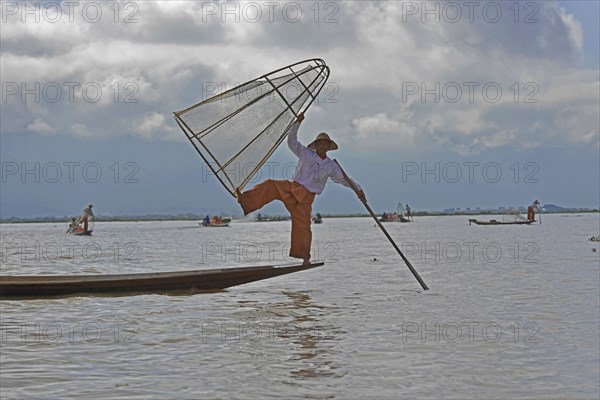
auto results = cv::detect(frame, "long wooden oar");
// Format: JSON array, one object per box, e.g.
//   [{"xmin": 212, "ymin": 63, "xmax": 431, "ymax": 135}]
[{"xmin": 334, "ymin": 160, "xmax": 429, "ymax": 290}]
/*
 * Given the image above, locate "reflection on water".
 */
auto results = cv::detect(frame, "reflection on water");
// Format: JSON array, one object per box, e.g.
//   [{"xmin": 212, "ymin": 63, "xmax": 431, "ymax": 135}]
[
  {"xmin": 234, "ymin": 290, "xmax": 343, "ymax": 381},
  {"xmin": 280, "ymin": 291, "xmax": 341, "ymax": 380}
]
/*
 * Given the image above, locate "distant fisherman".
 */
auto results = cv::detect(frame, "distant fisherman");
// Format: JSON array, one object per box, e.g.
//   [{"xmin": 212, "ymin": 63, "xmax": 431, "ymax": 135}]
[
  {"xmin": 527, "ymin": 200, "xmax": 540, "ymax": 222},
  {"xmin": 80, "ymin": 203, "xmax": 93, "ymax": 232},
  {"xmin": 67, "ymin": 217, "xmax": 78, "ymax": 234},
  {"xmin": 236, "ymin": 112, "xmax": 366, "ymax": 265}
]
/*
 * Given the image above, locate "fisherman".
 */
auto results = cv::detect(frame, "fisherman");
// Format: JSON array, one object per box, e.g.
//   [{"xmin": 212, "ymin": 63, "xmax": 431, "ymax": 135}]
[
  {"xmin": 235, "ymin": 112, "xmax": 366, "ymax": 265},
  {"xmin": 527, "ymin": 200, "xmax": 540, "ymax": 222},
  {"xmin": 204, "ymin": 215, "xmax": 211, "ymax": 225},
  {"xmin": 312, "ymin": 212, "xmax": 322, "ymax": 223},
  {"xmin": 405, "ymin": 204, "xmax": 412, "ymax": 221},
  {"xmin": 79, "ymin": 203, "xmax": 93, "ymax": 232},
  {"xmin": 67, "ymin": 217, "xmax": 78, "ymax": 233}
]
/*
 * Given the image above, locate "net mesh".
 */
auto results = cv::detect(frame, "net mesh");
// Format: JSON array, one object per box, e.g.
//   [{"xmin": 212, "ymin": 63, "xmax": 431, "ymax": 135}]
[
  {"xmin": 502, "ymin": 212, "xmax": 528, "ymax": 223},
  {"xmin": 174, "ymin": 59, "xmax": 330, "ymax": 195}
]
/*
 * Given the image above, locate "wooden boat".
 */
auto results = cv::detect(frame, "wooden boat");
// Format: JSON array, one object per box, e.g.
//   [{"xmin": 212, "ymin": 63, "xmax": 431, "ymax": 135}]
[
  {"xmin": 0, "ymin": 262, "xmax": 324, "ymax": 299},
  {"xmin": 67, "ymin": 204, "xmax": 94, "ymax": 235},
  {"xmin": 72, "ymin": 228, "xmax": 93, "ymax": 236},
  {"xmin": 200, "ymin": 221, "xmax": 230, "ymax": 227},
  {"xmin": 380, "ymin": 204, "xmax": 411, "ymax": 223},
  {"xmin": 379, "ymin": 215, "xmax": 411, "ymax": 223},
  {"xmin": 469, "ymin": 218, "xmax": 535, "ymax": 225},
  {"xmin": 200, "ymin": 217, "xmax": 231, "ymax": 227},
  {"xmin": 256, "ymin": 214, "xmax": 290, "ymax": 222}
]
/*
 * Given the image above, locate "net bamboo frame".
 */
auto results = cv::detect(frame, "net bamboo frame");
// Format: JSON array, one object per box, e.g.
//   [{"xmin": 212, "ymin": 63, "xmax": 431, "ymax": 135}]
[{"xmin": 173, "ymin": 59, "xmax": 331, "ymax": 196}]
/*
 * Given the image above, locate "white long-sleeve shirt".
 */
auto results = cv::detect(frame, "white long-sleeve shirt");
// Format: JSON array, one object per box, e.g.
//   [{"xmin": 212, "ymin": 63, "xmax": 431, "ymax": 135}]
[{"xmin": 287, "ymin": 122, "xmax": 362, "ymax": 195}]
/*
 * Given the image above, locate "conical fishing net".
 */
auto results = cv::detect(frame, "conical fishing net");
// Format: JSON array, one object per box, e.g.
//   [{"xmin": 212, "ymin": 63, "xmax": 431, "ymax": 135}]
[{"xmin": 174, "ymin": 59, "xmax": 330, "ymax": 195}]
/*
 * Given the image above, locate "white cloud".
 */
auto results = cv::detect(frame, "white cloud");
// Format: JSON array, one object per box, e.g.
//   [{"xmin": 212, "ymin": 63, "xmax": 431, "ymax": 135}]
[
  {"xmin": 132, "ymin": 112, "xmax": 166, "ymax": 138},
  {"xmin": 26, "ymin": 118, "xmax": 55, "ymax": 134},
  {"xmin": 558, "ymin": 7, "xmax": 584, "ymax": 49},
  {"xmin": 132, "ymin": 112, "xmax": 179, "ymax": 141},
  {"xmin": 1, "ymin": 0, "xmax": 597, "ymax": 156},
  {"xmin": 349, "ymin": 112, "xmax": 418, "ymax": 151},
  {"xmin": 353, "ymin": 113, "xmax": 402, "ymax": 136},
  {"xmin": 71, "ymin": 123, "xmax": 93, "ymax": 138}
]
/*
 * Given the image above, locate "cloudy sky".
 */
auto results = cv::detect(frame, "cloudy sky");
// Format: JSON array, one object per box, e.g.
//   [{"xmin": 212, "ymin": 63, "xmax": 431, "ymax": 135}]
[{"xmin": 1, "ymin": 0, "xmax": 598, "ymax": 218}]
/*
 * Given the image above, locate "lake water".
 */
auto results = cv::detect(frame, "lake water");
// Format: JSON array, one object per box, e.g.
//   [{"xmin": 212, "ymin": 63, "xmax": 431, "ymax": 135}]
[{"xmin": 1, "ymin": 214, "xmax": 599, "ymax": 399}]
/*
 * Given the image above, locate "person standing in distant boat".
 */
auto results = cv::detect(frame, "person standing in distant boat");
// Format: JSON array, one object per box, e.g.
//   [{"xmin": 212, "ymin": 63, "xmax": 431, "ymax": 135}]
[
  {"xmin": 405, "ymin": 204, "xmax": 412, "ymax": 221},
  {"xmin": 67, "ymin": 217, "xmax": 78, "ymax": 233},
  {"xmin": 235, "ymin": 112, "xmax": 366, "ymax": 266},
  {"xmin": 80, "ymin": 204, "xmax": 93, "ymax": 231},
  {"xmin": 527, "ymin": 200, "xmax": 540, "ymax": 222}
]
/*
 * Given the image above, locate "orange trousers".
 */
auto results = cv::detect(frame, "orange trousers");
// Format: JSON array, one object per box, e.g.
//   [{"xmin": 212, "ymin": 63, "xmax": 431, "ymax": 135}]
[
  {"xmin": 527, "ymin": 206, "xmax": 535, "ymax": 221},
  {"xmin": 240, "ymin": 180, "xmax": 315, "ymax": 260}
]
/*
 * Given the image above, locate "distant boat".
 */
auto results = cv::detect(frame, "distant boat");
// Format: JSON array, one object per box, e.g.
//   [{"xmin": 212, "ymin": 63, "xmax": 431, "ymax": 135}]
[
  {"xmin": 66, "ymin": 204, "xmax": 94, "ymax": 235},
  {"xmin": 469, "ymin": 218, "xmax": 534, "ymax": 225},
  {"xmin": 200, "ymin": 217, "xmax": 231, "ymax": 227},
  {"xmin": 469, "ymin": 211, "xmax": 536, "ymax": 226},
  {"xmin": 312, "ymin": 213, "xmax": 323, "ymax": 224},
  {"xmin": 379, "ymin": 203, "xmax": 412, "ymax": 223},
  {"xmin": 256, "ymin": 213, "xmax": 290, "ymax": 222},
  {"xmin": 379, "ymin": 212, "xmax": 410, "ymax": 223}
]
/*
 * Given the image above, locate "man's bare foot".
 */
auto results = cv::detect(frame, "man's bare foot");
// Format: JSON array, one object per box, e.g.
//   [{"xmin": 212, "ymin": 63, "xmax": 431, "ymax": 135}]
[
  {"xmin": 235, "ymin": 188, "xmax": 250, "ymax": 215},
  {"xmin": 302, "ymin": 259, "xmax": 311, "ymax": 266},
  {"xmin": 235, "ymin": 188, "xmax": 243, "ymax": 205}
]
